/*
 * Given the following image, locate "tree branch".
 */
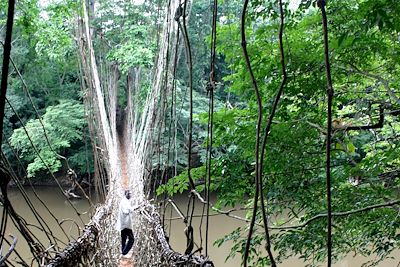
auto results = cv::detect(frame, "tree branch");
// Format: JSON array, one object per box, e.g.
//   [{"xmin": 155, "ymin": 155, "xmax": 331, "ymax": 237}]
[
  {"xmin": 339, "ymin": 64, "xmax": 400, "ymax": 105},
  {"xmin": 272, "ymin": 200, "xmax": 400, "ymax": 230},
  {"xmin": 0, "ymin": 235, "xmax": 17, "ymax": 266},
  {"xmin": 190, "ymin": 190, "xmax": 262, "ymax": 226},
  {"xmin": 337, "ymin": 105, "xmax": 384, "ymax": 131}
]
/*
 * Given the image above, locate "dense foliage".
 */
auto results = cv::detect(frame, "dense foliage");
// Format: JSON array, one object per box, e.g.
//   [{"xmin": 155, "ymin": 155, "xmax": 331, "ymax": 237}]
[
  {"xmin": 1, "ymin": 0, "xmax": 399, "ymax": 266},
  {"xmin": 1, "ymin": 0, "xmax": 90, "ymax": 181},
  {"xmin": 9, "ymin": 100, "xmax": 86, "ymax": 177},
  {"xmin": 160, "ymin": 0, "xmax": 400, "ymax": 266}
]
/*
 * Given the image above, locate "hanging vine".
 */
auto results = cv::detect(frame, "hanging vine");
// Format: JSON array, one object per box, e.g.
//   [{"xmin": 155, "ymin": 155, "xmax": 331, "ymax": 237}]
[
  {"xmin": 205, "ymin": 0, "xmax": 218, "ymax": 257},
  {"xmin": 0, "ymin": 0, "xmax": 17, "ymax": 261},
  {"xmin": 241, "ymin": 0, "xmax": 287, "ymax": 265},
  {"xmin": 240, "ymin": 1, "xmax": 263, "ymax": 264},
  {"xmin": 317, "ymin": 0, "xmax": 334, "ymax": 265}
]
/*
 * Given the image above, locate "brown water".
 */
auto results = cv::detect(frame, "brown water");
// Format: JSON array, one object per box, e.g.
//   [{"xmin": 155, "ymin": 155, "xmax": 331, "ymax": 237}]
[
  {"xmin": 1, "ymin": 187, "xmax": 399, "ymax": 266},
  {"xmin": 166, "ymin": 194, "xmax": 400, "ymax": 267},
  {"xmin": 1, "ymin": 187, "xmax": 93, "ymax": 266}
]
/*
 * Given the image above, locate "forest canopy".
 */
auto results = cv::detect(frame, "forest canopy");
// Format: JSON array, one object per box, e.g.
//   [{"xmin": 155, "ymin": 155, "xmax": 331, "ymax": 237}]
[{"xmin": 1, "ymin": 0, "xmax": 399, "ymax": 266}]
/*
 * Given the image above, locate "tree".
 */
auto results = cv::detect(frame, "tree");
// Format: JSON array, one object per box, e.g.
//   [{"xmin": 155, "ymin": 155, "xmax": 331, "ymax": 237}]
[
  {"xmin": 1, "ymin": 0, "xmax": 91, "ymax": 180},
  {"xmin": 160, "ymin": 0, "xmax": 400, "ymax": 266},
  {"xmin": 9, "ymin": 100, "xmax": 86, "ymax": 178}
]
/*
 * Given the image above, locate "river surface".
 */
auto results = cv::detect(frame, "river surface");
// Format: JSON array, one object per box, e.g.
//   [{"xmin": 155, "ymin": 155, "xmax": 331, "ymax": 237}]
[{"xmin": 1, "ymin": 187, "xmax": 399, "ymax": 266}]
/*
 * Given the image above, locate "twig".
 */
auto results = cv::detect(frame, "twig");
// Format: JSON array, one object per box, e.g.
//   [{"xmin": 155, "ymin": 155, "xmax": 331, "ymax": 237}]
[
  {"xmin": 59, "ymin": 219, "xmax": 82, "ymax": 236},
  {"xmin": 181, "ymin": 194, "xmax": 400, "ymax": 231},
  {"xmin": 205, "ymin": 0, "xmax": 218, "ymax": 256},
  {"xmin": 178, "ymin": 0, "xmax": 196, "ymax": 191},
  {"xmin": 167, "ymin": 199, "xmax": 186, "ymax": 221},
  {"xmin": 191, "ymin": 190, "xmax": 262, "ymax": 226},
  {"xmin": 0, "ymin": 234, "xmax": 17, "ymax": 265},
  {"xmin": 0, "ymin": 0, "xmax": 16, "ymax": 251}
]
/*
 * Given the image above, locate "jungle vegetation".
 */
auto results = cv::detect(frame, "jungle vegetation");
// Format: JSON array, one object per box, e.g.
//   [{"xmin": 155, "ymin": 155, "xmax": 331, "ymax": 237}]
[{"xmin": 1, "ymin": 0, "xmax": 399, "ymax": 266}]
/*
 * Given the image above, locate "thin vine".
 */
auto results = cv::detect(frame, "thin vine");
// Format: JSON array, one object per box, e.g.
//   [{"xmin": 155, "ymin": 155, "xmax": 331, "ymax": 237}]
[
  {"xmin": 317, "ymin": 0, "xmax": 334, "ymax": 266},
  {"xmin": 240, "ymin": 1, "xmax": 263, "ymax": 265}
]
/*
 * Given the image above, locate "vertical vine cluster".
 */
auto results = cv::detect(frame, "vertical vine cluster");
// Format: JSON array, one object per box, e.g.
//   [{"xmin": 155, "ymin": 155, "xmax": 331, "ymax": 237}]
[{"xmin": 241, "ymin": 0, "xmax": 287, "ymax": 266}]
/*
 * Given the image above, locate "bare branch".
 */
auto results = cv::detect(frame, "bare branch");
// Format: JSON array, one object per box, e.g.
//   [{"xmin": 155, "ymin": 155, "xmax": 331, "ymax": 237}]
[
  {"xmin": 0, "ymin": 235, "xmax": 17, "ymax": 265},
  {"xmin": 272, "ymin": 200, "xmax": 400, "ymax": 230},
  {"xmin": 191, "ymin": 190, "xmax": 262, "ymax": 226},
  {"xmin": 166, "ymin": 199, "xmax": 186, "ymax": 221}
]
